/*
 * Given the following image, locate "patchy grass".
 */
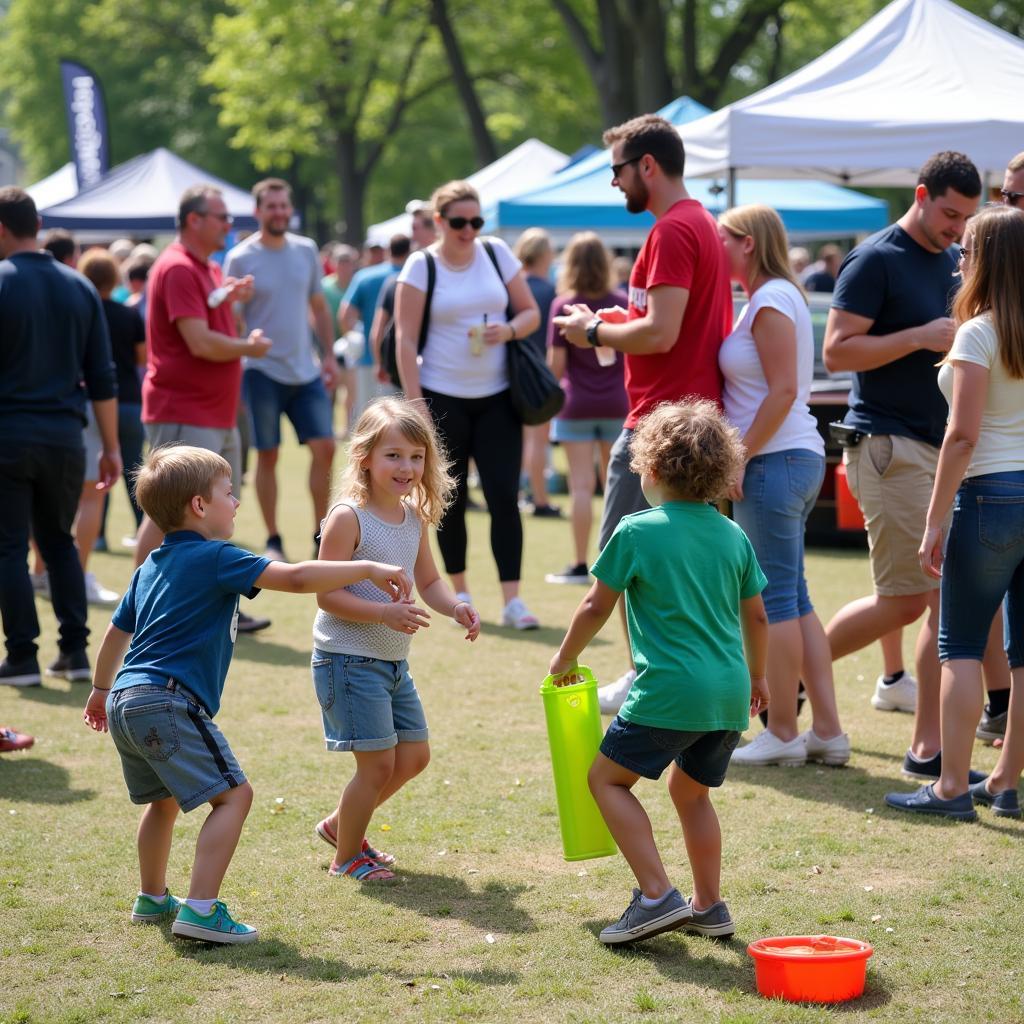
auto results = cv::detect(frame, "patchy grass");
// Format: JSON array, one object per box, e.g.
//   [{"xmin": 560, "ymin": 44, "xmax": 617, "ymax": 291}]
[{"xmin": 2, "ymin": 436, "xmax": 1022, "ymax": 1024}]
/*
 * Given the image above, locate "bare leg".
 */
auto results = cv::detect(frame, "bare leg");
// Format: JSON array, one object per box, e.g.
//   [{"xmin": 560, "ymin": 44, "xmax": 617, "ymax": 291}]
[
  {"xmin": 588, "ymin": 754, "xmax": 671, "ymax": 900},
  {"xmin": 879, "ymin": 627, "xmax": 905, "ymax": 677},
  {"xmin": 449, "ymin": 571, "xmax": 468, "ymax": 595},
  {"xmin": 525, "ymin": 423, "xmax": 551, "ymax": 508},
  {"xmin": 934, "ymin": 659, "xmax": 984, "ymax": 800},
  {"xmin": 800, "ymin": 612, "xmax": 843, "ymax": 739},
  {"xmin": 335, "ymin": 749, "xmax": 396, "ymax": 866},
  {"xmin": 133, "ymin": 515, "xmax": 164, "ymax": 568},
  {"xmin": 500, "ymin": 580, "xmax": 521, "ymax": 604},
  {"xmin": 597, "ymin": 441, "xmax": 612, "ymax": 488},
  {"xmin": 137, "ymin": 797, "xmax": 180, "ymax": 895},
  {"xmin": 826, "ymin": 592, "xmax": 928, "ymax": 660},
  {"xmin": 667, "ymin": 765, "xmax": 721, "ymax": 911},
  {"xmin": 188, "ymin": 782, "xmax": 254, "ymax": 900},
  {"xmin": 989, "ymin": 667, "xmax": 1024, "ymax": 791},
  {"xmin": 765, "ymin": 618, "xmax": 803, "ymax": 741},
  {"xmin": 563, "ymin": 441, "xmax": 596, "ymax": 566},
  {"xmin": 307, "ymin": 438, "xmax": 336, "ymax": 530},
  {"xmin": 73, "ymin": 482, "xmax": 104, "ymax": 570},
  {"xmin": 911, "ymin": 592, "xmax": 941, "ymax": 759},
  {"xmin": 255, "ymin": 448, "xmax": 279, "ymax": 539}
]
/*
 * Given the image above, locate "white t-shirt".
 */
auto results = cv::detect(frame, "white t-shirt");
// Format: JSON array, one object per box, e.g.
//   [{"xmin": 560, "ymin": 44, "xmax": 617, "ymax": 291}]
[
  {"xmin": 397, "ymin": 237, "xmax": 521, "ymax": 399},
  {"xmin": 719, "ymin": 278, "xmax": 824, "ymax": 457},
  {"xmin": 938, "ymin": 313, "xmax": 1024, "ymax": 477}
]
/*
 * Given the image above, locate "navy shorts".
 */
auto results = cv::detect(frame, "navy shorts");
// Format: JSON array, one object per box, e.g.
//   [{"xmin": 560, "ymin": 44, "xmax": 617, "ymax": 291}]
[
  {"xmin": 244, "ymin": 368, "xmax": 333, "ymax": 450},
  {"xmin": 107, "ymin": 681, "xmax": 245, "ymax": 813},
  {"xmin": 600, "ymin": 715, "xmax": 741, "ymax": 787}
]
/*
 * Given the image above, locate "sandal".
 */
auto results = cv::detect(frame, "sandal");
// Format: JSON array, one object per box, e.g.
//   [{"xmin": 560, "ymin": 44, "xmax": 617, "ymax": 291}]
[
  {"xmin": 315, "ymin": 819, "xmax": 396, "ymax": 866},
  {"xmin": 329, "ymin": 854, "xmax": 396, "ymax": 882}
]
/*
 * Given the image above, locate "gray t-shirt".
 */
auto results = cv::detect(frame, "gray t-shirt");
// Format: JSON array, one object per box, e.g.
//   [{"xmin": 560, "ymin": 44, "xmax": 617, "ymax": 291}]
[{"xmin": 224, "ymin": 232, "xmax": 323, "ymax": 385}]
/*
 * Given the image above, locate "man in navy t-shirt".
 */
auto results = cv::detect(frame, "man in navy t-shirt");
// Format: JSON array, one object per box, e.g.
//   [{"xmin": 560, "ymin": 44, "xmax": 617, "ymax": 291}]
[{"xmin": 822, "ymin": 152, "xmax": 980, "ymax": 784}]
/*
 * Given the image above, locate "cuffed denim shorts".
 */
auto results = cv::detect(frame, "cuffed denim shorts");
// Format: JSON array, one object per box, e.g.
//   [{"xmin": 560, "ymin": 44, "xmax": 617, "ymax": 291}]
[
  {"xmin": 939, "ymin": 471, "xmax": 1024, "ymax": 666},
  {"xmin": 731, "ymin": 449, "xmax": 825, "ymax": 624},
  {"xmin": 106, "ymin": 680, "xmax": 245, "ymax": 812},
  {"xmin": 244, "ymin": 368, "xmax": 334, "ymax": 451},
  {"xmin": 600, "ymin": 715, "xmax": 741, "ymax": 787},
  {"xmin": 550, "ymin": 416, "xmax": 626, "ymax": 444},
  {"xmin": 310, "ymin": 650, "xmax": 429, "ymax": 751}
]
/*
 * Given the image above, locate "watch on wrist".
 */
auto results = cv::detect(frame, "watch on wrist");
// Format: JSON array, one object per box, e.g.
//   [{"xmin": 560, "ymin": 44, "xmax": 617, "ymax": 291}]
[{"xmin": 585, "ymin": 317, "xmax": 602, "ymax": 346}]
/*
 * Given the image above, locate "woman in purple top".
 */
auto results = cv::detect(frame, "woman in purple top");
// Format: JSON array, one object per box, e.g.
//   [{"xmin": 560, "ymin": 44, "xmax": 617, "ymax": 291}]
[{"xmin": 546, "ymin": 233, "xmax": 628, "ymax": 584}]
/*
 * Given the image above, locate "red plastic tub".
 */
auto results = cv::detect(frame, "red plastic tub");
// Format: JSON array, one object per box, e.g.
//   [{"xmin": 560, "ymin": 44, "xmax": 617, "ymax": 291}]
[
  {"xmin": 834, "ymin": 462, "xmax": 865, "ymax": 532},
  {"xmin": 748, "ymin": 935, "xmax": 873, "ymax": 1003}
]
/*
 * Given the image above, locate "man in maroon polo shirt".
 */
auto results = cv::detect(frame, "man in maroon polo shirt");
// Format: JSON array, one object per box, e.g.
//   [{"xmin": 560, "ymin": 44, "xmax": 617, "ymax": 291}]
[{"xmin": 135, "ymin": 184, "xmax": 273, "ymax": 631}]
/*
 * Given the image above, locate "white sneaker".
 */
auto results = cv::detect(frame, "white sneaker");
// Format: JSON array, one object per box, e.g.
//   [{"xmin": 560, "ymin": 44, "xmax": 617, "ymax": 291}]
[
  {"xmin": 871, "ymin": 672, "xmax": 917, "ymax": 713},
  {"xmin": 30, "ymin": 571, "xmax": 50, "ymax": 599},
  {"xmin": 730, "ymin": 730, "xmax": 807, "ymax": 767},
  {"xmin": 84, "ymin": 572, "xmax": 120, "ymax": 607},
  {"xmin": 120, "ymin": 534, "xmax": 138, "ymax": 549},
  {"xmin": 598, "ymin": 669, "xmax": 636, "ymax": 715},
  {"xmin": 802, "ymin": 729, "xmax": 851, "ymax": 767},
  {"xmin": 501, "ymin": 596, "xmax": 539, "ymax": 630}
]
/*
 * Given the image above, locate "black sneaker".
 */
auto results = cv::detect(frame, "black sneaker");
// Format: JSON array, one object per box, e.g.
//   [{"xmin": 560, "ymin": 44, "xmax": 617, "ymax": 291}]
[
  {"xmin": 46, "ymin": 650, "xmax": 92, "ymax": 682},
  {"xmin": 0, "ymin": 654, "xmax": 42, "ymax": 688},
  {"xmin": 976, "ymin": 706, "xmax": 1007, "ymax": 744},
  {"xmin": 902, "ymin": 749, "xmax": 986, "ymax": 785},
  {"xmin": 264, "ymin": 534, "xmax": 287, "ymax": 562},
  {"xmin": 545, "ymin": 563, "xmax": 590, "ymax": 585},
  {"xmin": 236, "ymin": 611, "xmax": 271, "ymax": 634},
  {"xmin": 531, "ymin": 504, "xmax": 563, "ymax": 519}
]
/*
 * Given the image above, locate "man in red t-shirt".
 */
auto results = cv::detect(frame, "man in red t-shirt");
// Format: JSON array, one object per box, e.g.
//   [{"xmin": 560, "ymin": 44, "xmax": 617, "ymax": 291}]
[
  {"xmin": 135, "ymin": 185, "xmax": 273, "ymax": 629},
  {"xmin": 553, "ymin": 114, "xmax": 733, "ymax": 710}
]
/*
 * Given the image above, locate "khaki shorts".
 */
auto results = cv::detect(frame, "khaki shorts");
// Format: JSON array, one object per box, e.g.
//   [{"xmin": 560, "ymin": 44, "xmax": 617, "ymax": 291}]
[
  {"xmin": 144, "ymin": 422, "xmax": 242, "ymax": 491},
  {"xmin": 844, "ymin": 434, "xmax": 940, "ymax": 597}
]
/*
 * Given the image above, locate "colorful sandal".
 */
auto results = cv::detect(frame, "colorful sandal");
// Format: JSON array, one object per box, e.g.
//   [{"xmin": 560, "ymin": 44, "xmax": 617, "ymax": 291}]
[
  {"xmin": 328, "ymin": 854, "xmax": 396, "ymax": 882},
  {"xmin": 315, "ymin": 818, "xmax": 396, "ymax": 867}
]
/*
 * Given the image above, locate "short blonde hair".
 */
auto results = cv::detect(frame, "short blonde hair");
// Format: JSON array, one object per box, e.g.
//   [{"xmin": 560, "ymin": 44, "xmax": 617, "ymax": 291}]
[
  {"xmin": 339, "ymin": 398, "xmax": 455, "ymax": 527},
  {"xmin": 720, "ymin": 204, "xmax": 804, "ymax": 295},
  {"xmin": 557, "ymin": 232, "xmax": 612, "ymax": 298},
  {"xmin": 77, "ymin": 248, "xmax": 119, "ymax": 294},
  {"xmin": 429, "ymin": 180, "xmax": 479, "ymax": 218},
  {"xmin": 134, "ymin": 445, "xmax": 232, "ymax": 533},
  {"xmin": 513, "ymin": 228, "xmax": 552, "ymax": 269},
  {"xmin": 629, "ymin": 399, "xmax": 744, "ymax": 502}
]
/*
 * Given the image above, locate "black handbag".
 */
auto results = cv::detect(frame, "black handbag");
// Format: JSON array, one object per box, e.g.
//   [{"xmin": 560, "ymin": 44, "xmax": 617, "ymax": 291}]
[{"xmin": 482, "ymin": 240, "xmax": 565, "ymax": 426}]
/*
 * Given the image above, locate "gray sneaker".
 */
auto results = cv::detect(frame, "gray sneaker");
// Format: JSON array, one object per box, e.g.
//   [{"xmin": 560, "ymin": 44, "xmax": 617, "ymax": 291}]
[
  {"xmin": 599, "ymin": 887, "xmax": 692, "ymax": 945},
  {"xmin": 682, "ymin": 900, "xmax": 736, "ymax": 938},
  {"xmin": 976, "ymin": 708, "xmax": 1007, "ymax": 744}
]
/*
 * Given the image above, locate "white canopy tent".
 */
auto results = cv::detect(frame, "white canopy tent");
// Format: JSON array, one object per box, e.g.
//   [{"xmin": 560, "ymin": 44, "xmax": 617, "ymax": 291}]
[
  {"xmin": 25, "ymin": 163, "xmax": 78, "ymax": 209},
  {"xmin": 681, "ymin": 0, "xmax": 1023, "ymax": 190},
  {"xmin": 366, "ymin": 138, "xmax": 568, "ymax": 244}
]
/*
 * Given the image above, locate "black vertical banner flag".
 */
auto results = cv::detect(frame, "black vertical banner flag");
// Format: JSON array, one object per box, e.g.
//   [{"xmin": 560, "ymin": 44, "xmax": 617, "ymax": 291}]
[{"xmin": 59, "ymin": 60, "xmax": 110, "ymax": 190}]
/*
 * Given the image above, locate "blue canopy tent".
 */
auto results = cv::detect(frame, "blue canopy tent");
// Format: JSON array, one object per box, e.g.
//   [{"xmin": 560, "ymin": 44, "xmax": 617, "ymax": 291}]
[
  {"xmin": 491, "ymin": 98, "xmax": 888, "ymax": 246},
  {"xmin": 38, "ymin": 147, "xmax": 259, "ymax": 232}
]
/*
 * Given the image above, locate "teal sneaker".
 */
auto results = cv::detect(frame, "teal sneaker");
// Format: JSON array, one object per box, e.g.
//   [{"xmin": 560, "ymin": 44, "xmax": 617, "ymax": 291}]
[
  {"xmin": 171, "ymin": 901, "xmax": 258, "ymax": 944},
  {"xmin": 131, "ymin": 889, "xmax": 182, "ymax": 923}
]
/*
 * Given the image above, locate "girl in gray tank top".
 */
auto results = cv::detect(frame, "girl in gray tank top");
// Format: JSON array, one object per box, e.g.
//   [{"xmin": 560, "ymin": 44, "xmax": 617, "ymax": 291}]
[{"xmin": 309, "ymin": 398, "xmax": 480, "ymax": 883}]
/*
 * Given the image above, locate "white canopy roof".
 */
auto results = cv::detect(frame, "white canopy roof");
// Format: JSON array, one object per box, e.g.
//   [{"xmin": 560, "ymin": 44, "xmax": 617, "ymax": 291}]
[
  {"xmin": 682, "ymin": 0, "xmax": 1023, "ymax": 186},
  {"xmin": 366, "ymin": 138, "xmax": 568, "ymax": 244},
  {"xmin": 26, "ymin": 163, "xmax": 79, "ymax": 209}
]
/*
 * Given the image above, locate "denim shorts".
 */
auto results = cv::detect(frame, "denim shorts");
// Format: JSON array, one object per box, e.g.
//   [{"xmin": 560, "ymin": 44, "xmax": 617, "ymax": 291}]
[
  {"xmin": 310, "ymin": 650, "xmax": 429, "ymax": 751},
  {"xmin": 731, "ymin": 449, "xmax": 825, "ymax": 624},
  {"xmin": 550, "ymin": 416, "xmax": 626, "ymax": 444},
  {"xmin": 600, "ymin": 715, "xmax": 741, "ymax": 786},
  {"xmin": 939, "ymin": 471, "xmax": 1024, "ymax": 666},
  {"xmin": 244, "ymin": 368, "xmax": 334, "ymax": 451},
  {"xmin": 106, "ymin": 681, "xmax": 245, "ymax": 812}
]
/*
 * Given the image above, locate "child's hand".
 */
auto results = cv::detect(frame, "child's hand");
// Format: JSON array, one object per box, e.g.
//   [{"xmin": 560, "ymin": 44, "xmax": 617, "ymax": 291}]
[
  {"xmin": 749, "ymin": 676, "xmax": 770, "ymax": 717},
  {"xmin": 83, "ymin": 688, "xmax": 110, "ymax": 733},
  {"xmin": 367, "ymin": 562, "xmax": 413, "ymax": 602},
  {"xmin": 380, "ymin": 600, "xmax": 430, "ymax": 635},
  {"xmin": 453, "ymin": 601, "xmax": 480, "ymax": 641},
  {"xmin": 548, "ymin": 654, "xmax": 584, "ymax": 686}
]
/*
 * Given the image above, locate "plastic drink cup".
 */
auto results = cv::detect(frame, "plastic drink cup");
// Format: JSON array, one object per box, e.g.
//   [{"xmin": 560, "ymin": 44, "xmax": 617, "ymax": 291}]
[
  {"xmin": 539, "ymin": 665, "xmax": 617, "ymax": 861},
  {"xmin": 207, "ymin": 284, "xmax": 231, "ymax": 309},
  {"xmin": 594, "ymin": 345, "xmax": 617, "ymax": 367},
  {"xmin": 468, "ymin": 325, "xmax": 485, "ymax": 356}
]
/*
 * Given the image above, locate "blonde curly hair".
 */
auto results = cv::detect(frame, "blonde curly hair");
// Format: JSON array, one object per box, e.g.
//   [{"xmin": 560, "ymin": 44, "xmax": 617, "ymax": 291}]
[
  {"xmin": 338, "ymin": 398, "xmax": 455, "ymax": 526},
  {"xmin": 629, "ymin": 399, "xmax": 744, "ymax": 502}
]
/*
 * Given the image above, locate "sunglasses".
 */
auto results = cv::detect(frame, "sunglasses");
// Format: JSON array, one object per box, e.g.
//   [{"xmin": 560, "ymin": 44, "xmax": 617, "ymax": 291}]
[
  {"xmin": 1000, "ymin": 189, "xmax": 1024, "ymax": 206},
  {"xmin": 610, "ymin": 155, "xmax": 642, "ymax": 179},
  {"xmin": 201, "ymin": 210, "xmax": 234, "ymax": 224},
  {"xmin": 444, "ymin": 215, "xmax": 485, "ymax": 231}
]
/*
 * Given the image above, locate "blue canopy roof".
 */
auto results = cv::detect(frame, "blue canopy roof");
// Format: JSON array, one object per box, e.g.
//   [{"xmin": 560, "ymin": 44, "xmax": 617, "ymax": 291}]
[
  {"xmin": 494, "ymin": 97, "xmax": 888, "ymax": 242},
  {"xmin": 39, "ymin": 147, "xmax": 259, "ymax": 232}
]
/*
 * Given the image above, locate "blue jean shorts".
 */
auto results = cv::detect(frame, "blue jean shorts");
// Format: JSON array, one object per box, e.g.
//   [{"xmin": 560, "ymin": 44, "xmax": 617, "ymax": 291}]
[
  {"xmin": 106, "ymin": 681, "xmax": 245, "ymax": 812},
  {"xmin": 244, "ymin": 368, "xmax": 334, "ymax": 450},
  {"xmin": 731, "ymin": 449, "xmax": 825, "ymax": 624},
  {"xmin": 551, "ymin": 417, "xmax": 625, "ymax": 444},
  {"xmin": 940, "ymin": 471, "xmax": 1024, "ymax": 666},
  {"xmin": 311, "ymin": 650, "xmax": 429, "ymax": 751},
  {"xmin": 600, "ymin": 715, "xmax": 741, "ymax": 787}
]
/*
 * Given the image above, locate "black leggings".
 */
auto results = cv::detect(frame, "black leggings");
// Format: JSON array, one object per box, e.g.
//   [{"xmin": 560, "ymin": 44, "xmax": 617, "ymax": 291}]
[{"xmin": 423, "ymin": 388, "xmax": 523, "ymax": 582}]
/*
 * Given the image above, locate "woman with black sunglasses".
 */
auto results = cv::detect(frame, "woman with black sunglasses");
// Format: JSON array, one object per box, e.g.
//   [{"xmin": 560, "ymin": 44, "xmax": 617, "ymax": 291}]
[{"xmin": 394, "ymin": 180, "xmax": 542, "ymax": 629}]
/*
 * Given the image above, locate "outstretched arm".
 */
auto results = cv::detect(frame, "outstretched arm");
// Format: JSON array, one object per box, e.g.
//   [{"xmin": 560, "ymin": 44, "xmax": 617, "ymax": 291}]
[{"xmin": 549, "ymin": 579, "xmax": 621, "ymax": 679}]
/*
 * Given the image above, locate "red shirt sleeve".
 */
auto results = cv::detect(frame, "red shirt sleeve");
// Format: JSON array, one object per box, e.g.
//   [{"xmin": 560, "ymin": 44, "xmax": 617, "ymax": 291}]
[
  {"xmin": 164, "ymin": 264, "xmax": 210, "ymax": 324},
  {"xmin": 644, "ymin": 217, "xmax": 698, "ymax": 292}
]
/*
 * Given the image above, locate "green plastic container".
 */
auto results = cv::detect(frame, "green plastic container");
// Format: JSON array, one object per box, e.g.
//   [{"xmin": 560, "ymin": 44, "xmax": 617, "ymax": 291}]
[{"xmin": 540, "ymin": 665, "xmax": 617, "ymax": 862}]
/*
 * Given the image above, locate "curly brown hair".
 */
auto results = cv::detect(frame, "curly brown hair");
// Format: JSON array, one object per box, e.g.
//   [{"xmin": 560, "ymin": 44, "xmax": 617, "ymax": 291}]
[{"xmin": 629, "ymin": 399, "xmax": 744, "ymax": 501}]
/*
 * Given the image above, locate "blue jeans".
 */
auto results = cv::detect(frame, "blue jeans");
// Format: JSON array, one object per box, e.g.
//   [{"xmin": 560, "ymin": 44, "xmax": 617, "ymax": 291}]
[
  {"xmin": 940, "ymin": 471, "xmax": 1024, "ymax": 666},
  {"xmin": 731, "ymin": 449, "xmax": 825, "ymax": 624}
]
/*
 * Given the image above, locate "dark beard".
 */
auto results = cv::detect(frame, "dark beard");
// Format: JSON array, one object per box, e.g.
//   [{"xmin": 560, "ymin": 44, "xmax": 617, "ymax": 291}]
[
  {"xmin": 625, "ymin": 181, "xmax": 649, "ymax": 214},
  {"xmin": 265, "ymin": 222, "xmax": 288, "ymax": 237}
]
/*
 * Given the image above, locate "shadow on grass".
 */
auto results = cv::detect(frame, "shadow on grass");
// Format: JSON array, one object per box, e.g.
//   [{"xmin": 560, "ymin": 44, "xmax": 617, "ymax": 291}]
[
  {"xmin": 12, "ymin": 680, "xmax": 90, "ymax": 707},
  {"xmin": 0, "ymin": 756, "xmax": 95, "ymax": 804},
  {"xmin": 170, "ymin": 934, "xmax": 521, "ymax": 986},
  {"xmin": 727, "ymin": 762, "xmax": 908, "ymax": 814},
  {"xmin": 480, "ymin": 622, "xmax": 610, "ymax": 648},
  {"xmin": 358, "ymin": 869, "xmax": 538, "ymax": 934},
  {"xmin": 232, "ymin": 636, "xmax": 310, "ymax": 670}
]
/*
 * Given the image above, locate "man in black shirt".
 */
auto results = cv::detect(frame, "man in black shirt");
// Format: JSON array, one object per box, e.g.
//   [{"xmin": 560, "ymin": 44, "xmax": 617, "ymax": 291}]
[
  {"xmin": 823, "ymin": 153, "xmax": 980, "ymax": 781},
  {"xmin": 0, "ymin": 188, "xmax": 121, "ymax": 687}
]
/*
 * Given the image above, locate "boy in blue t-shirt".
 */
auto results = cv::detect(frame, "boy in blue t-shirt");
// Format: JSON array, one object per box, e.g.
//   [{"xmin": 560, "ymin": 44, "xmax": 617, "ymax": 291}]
[
  {"xmin": 82, "ymin": 445, "xmax": 411, "ymax": 944},
  {"xmin": 550, "ymin": 399, "xmax": 769, "ymax": 945}
]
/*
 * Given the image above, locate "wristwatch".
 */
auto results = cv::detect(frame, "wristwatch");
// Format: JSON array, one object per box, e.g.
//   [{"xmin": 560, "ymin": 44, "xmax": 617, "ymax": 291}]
[{"xmin": 585, "ymin": 317, "xmax": 602, "ymax": 346}]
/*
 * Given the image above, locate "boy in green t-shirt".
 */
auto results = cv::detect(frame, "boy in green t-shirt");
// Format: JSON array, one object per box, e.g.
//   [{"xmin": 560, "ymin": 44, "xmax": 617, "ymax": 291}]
[{"xmin": 550, "ymin": 399, "xmax": 769, "ymax": 945}]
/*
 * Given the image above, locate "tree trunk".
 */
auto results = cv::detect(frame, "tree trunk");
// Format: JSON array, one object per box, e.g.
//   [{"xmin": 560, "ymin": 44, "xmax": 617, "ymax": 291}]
[
  {"xmin": 430, "ymin": 0, "xmax": 497, "ymax": 167},
  {"xmin": 632, "ymin": 0, "xmax": 673, "ymax": 114},
  {"xmin": 334, "ymin": 129, "xmax": 365, "ymax": 246}
]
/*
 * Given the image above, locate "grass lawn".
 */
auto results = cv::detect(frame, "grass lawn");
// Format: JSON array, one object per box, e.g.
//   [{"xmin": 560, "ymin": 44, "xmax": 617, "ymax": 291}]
[{"xmin": 2, "ymin": 435, "xmax": 1022, "ymax": 1024}]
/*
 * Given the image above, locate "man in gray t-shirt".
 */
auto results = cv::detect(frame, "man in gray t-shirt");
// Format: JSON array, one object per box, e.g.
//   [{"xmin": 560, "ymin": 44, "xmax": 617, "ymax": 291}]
[{"xmin": 224, "ymin": 178, "xmax": 339, "ymax": 562}]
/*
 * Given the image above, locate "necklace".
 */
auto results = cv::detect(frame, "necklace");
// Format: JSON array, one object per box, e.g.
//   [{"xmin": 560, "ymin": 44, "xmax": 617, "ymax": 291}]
[{"xmin": 436, "ymin": 246, "xmax": 475, "ymax": 272}]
